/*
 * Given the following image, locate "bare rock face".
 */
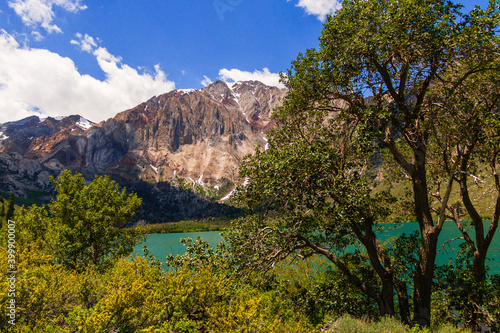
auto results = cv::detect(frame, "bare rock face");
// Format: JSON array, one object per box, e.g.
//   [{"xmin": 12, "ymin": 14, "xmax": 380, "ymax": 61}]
[
  {"xmin": 0, "ymin": 115, "xmax": 93, "ymax": 157},
  {"xmin": 0, "ymin": 80, "xmax": 286, "ymax": 222},
  {"xmin": 0, "ymin": 115, "xmax": 96, "ymax": 198},
  {"xmin": 74, "ymin": 80, "xmax": 287, "ymax": 187}
]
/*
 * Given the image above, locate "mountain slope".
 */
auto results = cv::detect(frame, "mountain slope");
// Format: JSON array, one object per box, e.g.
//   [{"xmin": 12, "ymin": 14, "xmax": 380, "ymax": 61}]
[{"xmin": 0, "ymin": 80, "xmax": 286, "ymax": 223}]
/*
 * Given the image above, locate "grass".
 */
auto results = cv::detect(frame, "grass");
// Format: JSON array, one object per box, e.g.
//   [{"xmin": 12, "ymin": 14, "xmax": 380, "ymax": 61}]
[
  {"xmin": 135, "ymin": 216, "xmax": 236, "ymax": 234},
  {"xmin": 324, "ymin": 315, "xmax": 469, "ymax": 333}
]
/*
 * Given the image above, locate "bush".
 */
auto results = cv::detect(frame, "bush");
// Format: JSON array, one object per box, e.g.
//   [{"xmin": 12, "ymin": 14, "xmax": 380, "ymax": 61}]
[{"xmin": 0, "ymin": 245, "xmax": 315, "ymax": 332}]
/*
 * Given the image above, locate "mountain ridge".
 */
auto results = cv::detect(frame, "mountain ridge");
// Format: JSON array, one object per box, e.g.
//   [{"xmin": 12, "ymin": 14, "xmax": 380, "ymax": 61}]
[{"xmin": 0, "ymin": 80, "xmax": 287, "ymax": 223}]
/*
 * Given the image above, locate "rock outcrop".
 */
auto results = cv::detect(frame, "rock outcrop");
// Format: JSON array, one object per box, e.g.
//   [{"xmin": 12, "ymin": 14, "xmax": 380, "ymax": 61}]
[{"xmin": 0, "ymin": 80, "xmax": 286, "ymax": 223}]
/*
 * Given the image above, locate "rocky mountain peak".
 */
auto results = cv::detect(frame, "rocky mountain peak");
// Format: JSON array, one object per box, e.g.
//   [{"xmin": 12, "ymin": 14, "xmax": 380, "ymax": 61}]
[
  {"xmin": 0, "ymin": 80, "xmax": 287, "ymax": 222},
  {"xmin": 200, "ymin": 80, "xmax": 237, "ymax": 106},
  {"xmin": 203, "ymin": 80, "xmax": 233, "ymax": 95},
  {"xmin": 0, "ymin": 115, "xmax": 95, "ymax": 158}
]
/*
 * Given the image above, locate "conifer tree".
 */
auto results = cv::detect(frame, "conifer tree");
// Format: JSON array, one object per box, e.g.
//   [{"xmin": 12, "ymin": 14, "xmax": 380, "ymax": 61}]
[
  {"xmin": 5, "ymin": 193, "xmax": 15, "ymax": 222},
  {"xmin": 0, "ymin": 197, "xmax": 4, "ymax": 229}
]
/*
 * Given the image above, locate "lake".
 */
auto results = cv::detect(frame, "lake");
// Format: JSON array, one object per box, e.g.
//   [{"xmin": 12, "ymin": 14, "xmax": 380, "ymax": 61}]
[
  {"xmin": 133, "ymin": 221, "xmax": 500, "ymax": 275},
  {"xmin": 133, "ymin": 231, "xmax": 224, "ymax": 258}
]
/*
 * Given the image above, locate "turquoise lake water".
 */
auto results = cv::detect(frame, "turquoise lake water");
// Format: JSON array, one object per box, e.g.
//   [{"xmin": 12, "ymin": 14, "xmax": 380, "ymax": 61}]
[
  {"xmin": 133, "ymin": 221, "xmax": 500, "ymax": 275},
  {"xmin": 133, "ymin": 231, "xmax": 224, "ymax": 258}
]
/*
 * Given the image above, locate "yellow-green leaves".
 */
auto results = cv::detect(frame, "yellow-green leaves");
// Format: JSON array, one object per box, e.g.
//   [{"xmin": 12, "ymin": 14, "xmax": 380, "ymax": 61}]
[{"xmin": 46, "ymin": 170, "xmax": 142, "ymax": 270}]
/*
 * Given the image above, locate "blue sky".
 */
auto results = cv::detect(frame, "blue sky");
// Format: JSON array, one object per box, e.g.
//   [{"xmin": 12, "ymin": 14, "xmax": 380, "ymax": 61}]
[{"xmin": 0, "ymin": 0, "xmax": 490, "ymax": 123}]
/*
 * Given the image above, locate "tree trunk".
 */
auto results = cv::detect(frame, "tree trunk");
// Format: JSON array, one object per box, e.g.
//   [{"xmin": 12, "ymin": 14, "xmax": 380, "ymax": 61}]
[
  {"xmin": 411, "ymin": 148, "xmax": 438, "ymax": 327},
  {"xmin": 395, "ymin": 280, "xmax": 411, "ymax": 325},
  {"xmin": 473, "ymin": 250, "xmax": 487, "ymax": 283},
  {"xmin": 378, "ymin": 279, "xmax": 396, "ymax": 317},
  {"xmin": 412, "ymin": 229, "xmax": 438, "ymax": 327}
]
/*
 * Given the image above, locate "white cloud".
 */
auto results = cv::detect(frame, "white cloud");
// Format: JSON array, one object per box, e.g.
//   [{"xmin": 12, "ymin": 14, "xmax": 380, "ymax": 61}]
[
  {"xmin": 218, "ymin": 68, "xmax": 285, "ymax": 88},
  {"xmin": 8, "ymin": 0, "xmax": 87, "ymax": 34},
  {"xmin": 201, "ymin": 75, "xmax": 213, "ymax": 87},
  {"xmin": 70, "ymin": 32, "xmax": 96, "ymax": 52},
  {"xmin": 293, "ymin": 0, "xmax": 342, "ymax": 21},
  {"xmin": 0, "ymin": 31, "xmax": 175, "ymax": 124},
  {"xmin": 31, "ymin": 30, "xmax": 44, "ymax": 41}
]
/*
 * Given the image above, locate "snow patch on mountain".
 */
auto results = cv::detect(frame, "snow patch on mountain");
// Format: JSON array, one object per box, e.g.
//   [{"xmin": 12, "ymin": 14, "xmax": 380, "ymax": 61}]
[
  {"xmin": 220, "ymin": 189, "xmax": 237, "ymax": 201},
  {"xmin": 76, "ymin": 117, "xmax": 94, "ymax": 130},
  {"xmin": 179, "ymin": 89, "xmax": 196, "ymax": 95},
  {"xmin": 197, "ymin": 173, "xmax": 204, "ymax": 185}
]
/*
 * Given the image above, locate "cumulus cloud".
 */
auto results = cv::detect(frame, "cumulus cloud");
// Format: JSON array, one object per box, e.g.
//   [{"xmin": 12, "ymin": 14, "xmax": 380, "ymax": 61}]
[
  {"xmin": 0, "ymin": 31, "xmax": 175, "ymax": 123},
  {"xmin": 218, "ymin": 68, "xmax": 285, "ymax": 88},
  {"xmin": 293, "ymin": 0, "xmax": 342, "ymax": 21},
  {"xmin": 8, "ymin": 0, "xmax": 87, "ymax": 34}
]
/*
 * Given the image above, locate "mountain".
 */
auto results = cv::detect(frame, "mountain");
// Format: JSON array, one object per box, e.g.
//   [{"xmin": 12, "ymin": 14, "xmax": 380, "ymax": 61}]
[
  {"xmin": 0, "ymin": 80, "xmax": 287, "ymax": 223},
  {"xmin": 0, "ymin": 115, "xmax": 96, "ymax": 202}
]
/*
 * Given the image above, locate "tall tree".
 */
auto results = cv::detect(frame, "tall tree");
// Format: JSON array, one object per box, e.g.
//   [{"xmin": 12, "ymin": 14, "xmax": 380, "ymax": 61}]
[
  {"xmin": 0, "ymin": 196, "xmax": 4, "ymax": 229},
  {"xmin": 15, "ymin": 170, "xmax": 142, "ymax": 271},
  {"xmin": 5, "ymin": 193, "xmax": 15, "ymax": 222},
  {"xmin": 49, "ymin": 171, "xmax": 142, "ymax": 270},
  {"xmin": 426, "ymin": 55, "xmax": 500, "ymax": 329},
  {"xmin": 231, "ymin": 0, "xmax": 499, "ymax": 327},
  {"xmin": 428, "ymin": 58, "xmax": 500, "ymax": 284}
]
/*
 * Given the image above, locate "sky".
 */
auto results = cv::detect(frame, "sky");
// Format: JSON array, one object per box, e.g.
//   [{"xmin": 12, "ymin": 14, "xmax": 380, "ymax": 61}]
[{"xmin": 0, "ymin": 0, "xmax": 490, "ymax": 124}]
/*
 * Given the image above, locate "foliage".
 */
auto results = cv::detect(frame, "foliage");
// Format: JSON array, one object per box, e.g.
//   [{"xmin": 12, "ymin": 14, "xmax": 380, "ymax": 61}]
[
  {"xmin": 5, "ymin": 193, "xmax": 15, "ymax": 226},
  {"xmin": 425, "ymin": 38, "xmax": 500, "ymax": 286},
  {"xmin": 1, "ymin": 224, "xmax": 496, "ymax": 331},
  {"xmin": 138, "ymin": 216, "xmax": 235, "ymax": 234},
  {"xmin": 12, "ymin": 170, "xmax": 143, "ymax": 271},
  {"xmin": 0, "ymin": 244, "xmax": 315, "ymax": 332},
  {"xmin": 165, "ymin": 237, "xmax": 233, "ymax": 273},
  {"xmin": 271, "ymin": 256, "xmax": 379, "ymax": 325},
  {"xmin": 323, "ymin": 315, "xmax": 468, "ymax": 333},
  {"xmin": 433, "ymin": 244, "xmax": 500, "ymax": 331},
  {"xmin": 231, "ymin": 0, "xmax": 500, "ymax": 327}
]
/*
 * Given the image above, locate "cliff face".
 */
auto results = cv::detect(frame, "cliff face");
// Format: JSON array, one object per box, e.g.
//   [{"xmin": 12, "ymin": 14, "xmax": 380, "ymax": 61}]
[
  {"xmin": 30, "ymin": 80, "xmax": 284, "ymax": 186},
  {"xmin": 0, "ymin": 115, "xmax": 95, "ymax": 199},
  {"xmin": 0, "ymin": 80, "xmax": 286, "ymax": 222},
  {"xmin": 111, "ymin": 80, "xmax": 285, "ymax": 186}
]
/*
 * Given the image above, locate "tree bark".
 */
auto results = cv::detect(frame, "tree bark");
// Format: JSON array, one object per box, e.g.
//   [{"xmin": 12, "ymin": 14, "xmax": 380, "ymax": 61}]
[
  {"xmin": 378, "ymin": 280, "xmax": 396, "ymax": 317},
  {"xmin": 412, "ymin": 228, "xmax": 438, "ymax": 327},
  {"xmin": 458, "ymin": 150, "xmax": 489, "ymax": 283},
  {"xmin": 395, "ymin": 280, "xmax": 411, "ymax": 325},
  {"xmin": 411, "ymin": 147, "xmax": 439, "ymax": 327}
]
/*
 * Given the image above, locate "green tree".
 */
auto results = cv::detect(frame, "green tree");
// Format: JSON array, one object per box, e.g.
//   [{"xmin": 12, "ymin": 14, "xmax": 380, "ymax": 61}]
[
  {"xmin": 426, "ymin": 57, "xmax": 500, "ymax": 330},
  {"xmin": 428, "ymin": 59, "xmax": 500, "ymax": 284},
  {"xmin": 232, "ymin": 0, "xmax": 499, "ymax": 327},
  {"xmin": 5, "ymin": 192, "xmax": 15, "ymax": 222},
  {"xmin": 49, "ymin": 170, "xmax": 142, "ymax": 270},
  {"xmin": 0, "ymin": 196, "xmax": 4, "ymax": 228},
  {"xmin": 15, "ymin": 170, "xmax": 142, "ymax": 271}
]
